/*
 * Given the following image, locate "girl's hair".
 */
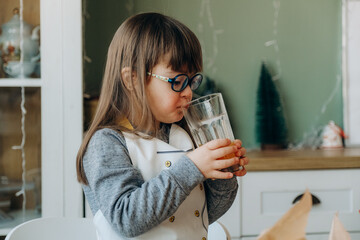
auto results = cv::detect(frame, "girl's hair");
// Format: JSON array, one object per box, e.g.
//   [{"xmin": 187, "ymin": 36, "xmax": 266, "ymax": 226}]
[{"xmin": 77, "ymin": 12, "xmax": 203, "ymax": 184}]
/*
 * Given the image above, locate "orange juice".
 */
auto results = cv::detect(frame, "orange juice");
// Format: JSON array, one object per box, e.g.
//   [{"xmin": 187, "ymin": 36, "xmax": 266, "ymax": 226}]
[
  {"xmin": 218, "ymin": 142, "xmax": 236, "ymax": 160},
  {"xmin": 219, "ymin": 152, "xmax": 236, "ymax": 160},
  {"xmin": 218, "ymin": 142, "xmax": 241, "ymax": 172}
]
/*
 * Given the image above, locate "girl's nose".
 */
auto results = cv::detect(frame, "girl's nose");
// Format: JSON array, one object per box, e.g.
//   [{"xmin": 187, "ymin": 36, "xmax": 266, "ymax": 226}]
[{"xmin": 181, "ymin": 85, "xmax": 192, "ymax": 101}]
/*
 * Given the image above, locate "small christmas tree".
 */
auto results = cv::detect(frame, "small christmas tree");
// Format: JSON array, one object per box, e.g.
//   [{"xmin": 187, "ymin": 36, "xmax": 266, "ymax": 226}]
[{"xmin": 255, "ymin": 62, "xmax": 287, "ymax": 149}]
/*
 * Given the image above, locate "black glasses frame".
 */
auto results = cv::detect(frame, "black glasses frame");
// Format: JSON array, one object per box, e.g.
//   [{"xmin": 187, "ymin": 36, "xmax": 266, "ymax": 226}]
[{"xmin": 147, "ymin": 72, "xmax": 203, "ymax": 92}]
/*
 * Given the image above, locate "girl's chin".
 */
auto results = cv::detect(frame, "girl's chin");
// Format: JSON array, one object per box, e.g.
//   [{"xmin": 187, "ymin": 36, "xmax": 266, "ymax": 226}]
[
  {"xmin": 160, "ymin": 111, "xmax": 184, "ymax": 124},
  {"xmin": 171, "ymin": 112, "xmax": 184, "ymax": 123}
]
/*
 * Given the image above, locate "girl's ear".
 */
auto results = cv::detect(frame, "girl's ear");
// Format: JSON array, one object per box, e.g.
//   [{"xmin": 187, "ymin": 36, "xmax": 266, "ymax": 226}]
[{"xmin": 121, "ymin": 67, "xmax": 138, "ymax": 90}]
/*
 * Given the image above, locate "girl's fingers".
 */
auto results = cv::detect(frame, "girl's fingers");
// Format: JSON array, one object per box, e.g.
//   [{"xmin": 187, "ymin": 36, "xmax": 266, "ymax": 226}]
[
  {"xmin": 233, "ymin": 139, "xmax": 242, "ymax": 148},
  {"xmin": 213, "ymin": 145, "xmax": 238, "ymax": 159},
  {"xmin": 236, "ymin": 147, "xmax": 246, "ymax": 157},
  {"xmin": 234, "ymin": 166, "xmax": 247, "ymax": 177},
  {"xmin": 210, "ymin": 170, "xmax": 234, "ymax": 179},
  {"xmin": 206, "ymin": 138, "xmax": 231, "ymax": 150},
  {"xmin": 239, "ymin": 156, "xmax": 249, "ymax": 166},
  {"xmin": 229, "ymin": 164, "xmax": 241, "ymax": 172},
  {"xmin": 213, "ymin": 157, "xmax": 239, "ymax": 170},
  {"xmin": 241, "ymin": 147, "xmax": 246, "ymax": 156}
]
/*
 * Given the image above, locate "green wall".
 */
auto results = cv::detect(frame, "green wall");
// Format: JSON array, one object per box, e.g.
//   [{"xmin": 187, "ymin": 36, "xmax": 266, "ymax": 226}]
[
  {"xmin": 83, "ymin": 0, "xmax": 131, "ymax": 95},
  {"xmin": 84, "ymin": 0, "xmax": 343, "ymax": 149}
]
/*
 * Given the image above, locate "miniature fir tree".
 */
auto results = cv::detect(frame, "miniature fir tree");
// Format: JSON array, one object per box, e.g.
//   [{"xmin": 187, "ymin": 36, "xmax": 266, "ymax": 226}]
[{"xmin": 255, "ymin": 62, "xmax": 287, "ymax": 149}]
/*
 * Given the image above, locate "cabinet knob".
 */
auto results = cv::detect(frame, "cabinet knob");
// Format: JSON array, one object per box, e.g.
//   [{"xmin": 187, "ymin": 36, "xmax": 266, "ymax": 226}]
[{"xmin": 292, "ymin": 193, "xmax": 321, "ymax": 205}]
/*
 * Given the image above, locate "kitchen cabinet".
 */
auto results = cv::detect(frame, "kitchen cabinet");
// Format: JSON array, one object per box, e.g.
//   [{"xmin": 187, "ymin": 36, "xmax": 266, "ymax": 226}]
[
  {"xmin": 218, "ymin": 150, "xmax": 360, "ymax": 240},
  {"xmin": 242, "ymin": 232, "xmax": 360, "ymax": 240},
  {"xmin": 0, "ymin": 0, "xmax": 83, "ymax": 236}
]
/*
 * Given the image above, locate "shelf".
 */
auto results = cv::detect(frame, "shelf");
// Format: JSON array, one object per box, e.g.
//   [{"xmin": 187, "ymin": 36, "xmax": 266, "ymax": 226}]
[
  {"xmin": 246, "ymin": 147, "xmax": 360, "ymax": 171},
  {"xmin": 0, "ymin": 79, "xmax": 42, "ymax": 87}
]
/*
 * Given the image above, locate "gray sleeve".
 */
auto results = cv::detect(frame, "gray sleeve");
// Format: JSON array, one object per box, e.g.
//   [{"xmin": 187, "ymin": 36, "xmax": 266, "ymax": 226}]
[
  {"xmin": 204, "ymin": 177, "xmax": 238, "ymax": 224},
  {"xmin": 83, "ymin": 129, "xmax": 205, "ymax": 238}
]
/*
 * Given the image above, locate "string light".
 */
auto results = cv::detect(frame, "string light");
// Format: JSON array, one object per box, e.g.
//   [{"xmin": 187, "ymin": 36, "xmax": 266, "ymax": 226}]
[
  {"xmin": 265, "ymin": 0, "xmax": 282, "ymax": 81},
  {"xmin": 11, "ymin": 0, "xmax": 27, "ymax": 220},
  {"xmin": 198, "ymin": 0, "xmax": 223, "ymax": 75}
]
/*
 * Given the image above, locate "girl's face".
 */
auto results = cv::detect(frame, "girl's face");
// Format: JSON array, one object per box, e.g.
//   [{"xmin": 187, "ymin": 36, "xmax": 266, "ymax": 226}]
[{"xmin": 146, "ymin": 54, "xmax": 193, "ymax": 125}]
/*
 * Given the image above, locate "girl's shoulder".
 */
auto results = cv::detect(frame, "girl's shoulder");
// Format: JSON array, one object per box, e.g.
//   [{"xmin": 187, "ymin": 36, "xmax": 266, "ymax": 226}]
[
  {"xmin": 94, "ymin": 127, "xmax": 124, "ymax": 136},
  {"xmin": 89, "ymin": 128, "xmax": 126, "ymax": 146}
]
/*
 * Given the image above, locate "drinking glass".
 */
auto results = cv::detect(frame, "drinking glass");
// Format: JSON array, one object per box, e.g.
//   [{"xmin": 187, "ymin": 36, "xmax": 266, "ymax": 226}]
[{"xmin": 183, "ymin": 93, "xmax": 241, "ymax": 172}]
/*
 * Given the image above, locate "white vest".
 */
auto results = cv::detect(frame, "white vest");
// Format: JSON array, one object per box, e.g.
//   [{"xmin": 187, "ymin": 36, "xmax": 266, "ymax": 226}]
[{"xmin": 93, "ymin": 124, "xmax": 209, "ymax": 240}]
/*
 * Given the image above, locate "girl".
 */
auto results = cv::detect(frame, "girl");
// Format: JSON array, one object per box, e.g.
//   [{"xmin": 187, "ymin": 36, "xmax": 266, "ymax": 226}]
[{"xmin": 76, "ymin": 12, "xmax": 249, "ymax": 240}]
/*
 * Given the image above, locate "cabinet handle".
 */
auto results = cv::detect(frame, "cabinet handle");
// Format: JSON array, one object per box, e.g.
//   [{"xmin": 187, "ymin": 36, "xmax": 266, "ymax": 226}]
[{"xmin": 292, "ymin": 193, "xmax": 321, "ymax": 205}]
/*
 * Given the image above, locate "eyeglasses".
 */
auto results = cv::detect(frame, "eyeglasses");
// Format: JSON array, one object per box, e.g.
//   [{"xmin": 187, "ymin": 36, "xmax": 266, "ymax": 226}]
[{"xmin": 147, "ymin": 72, "xmax": 203, "ymax": 92}]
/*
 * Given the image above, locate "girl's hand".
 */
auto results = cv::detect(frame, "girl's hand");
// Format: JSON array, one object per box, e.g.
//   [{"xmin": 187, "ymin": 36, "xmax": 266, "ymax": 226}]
[
  {"xmin": 187, "ymin": 138, "xmax": 241, "ymax": 179},
  {"xmin": 232, "ymin": 139, "xmax": 249, "ymax": 177}
]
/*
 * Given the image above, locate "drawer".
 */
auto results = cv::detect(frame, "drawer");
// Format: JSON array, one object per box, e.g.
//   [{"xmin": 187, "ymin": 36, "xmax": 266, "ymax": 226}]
[
  {"xmin": 241, "ymin": 232, "xmax": 360, "ymax": 240},
  {"xmin": 242, "ymin": 169, "xmax": 360, "ymax": 235}
]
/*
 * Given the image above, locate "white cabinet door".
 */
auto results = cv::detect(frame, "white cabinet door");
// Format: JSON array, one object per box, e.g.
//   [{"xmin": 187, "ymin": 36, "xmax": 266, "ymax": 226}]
[
  {"xmin": 218, "ymin": 178, "xmax": 242, "ymax": 238},
  {"xmin": 242, "ymin": 170, "xmax": 360, "ymax": 235},
  {"xmin": 41, "ymin": 0, "xmax": 83, "ymax": 218}
]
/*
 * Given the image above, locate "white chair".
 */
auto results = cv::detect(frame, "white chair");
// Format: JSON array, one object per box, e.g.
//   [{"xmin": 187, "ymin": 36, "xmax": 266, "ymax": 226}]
[
  {"xmin": 208, "ymin": 221, "xmax": 231, "ymax": 240},
  {"xmin": 5, "ymin": 217, "xmax": 97, "ymax": 240}
]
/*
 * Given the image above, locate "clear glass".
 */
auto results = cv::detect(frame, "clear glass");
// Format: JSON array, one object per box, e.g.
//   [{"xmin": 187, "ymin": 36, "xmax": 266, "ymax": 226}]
[
  {"xmin": 183, "ymin": 93, "xmax": 240, "ymax": 172},
  {"xmin": 184, "ymin": 93, "xmax": 234, "ymax": 146},
  {"xmin": 0, "ymin": 87, "xmax": 41, "ymax": 229}
]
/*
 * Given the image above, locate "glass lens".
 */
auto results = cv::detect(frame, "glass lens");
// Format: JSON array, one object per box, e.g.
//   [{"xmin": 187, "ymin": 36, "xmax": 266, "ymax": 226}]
[
  {"xmin": 190, "ymin": 74, "xmax": 203, "ymax": 90},
  {"xmin": 172, "ymin": 74, "xmax": 188, "ymax": 91},
  {"xmin": 0, "ymin": 87, "xmax": 42, "ymax": 229}
]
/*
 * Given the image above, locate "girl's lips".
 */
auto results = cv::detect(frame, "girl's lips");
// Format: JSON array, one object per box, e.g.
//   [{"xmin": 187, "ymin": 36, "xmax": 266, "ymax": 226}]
[{"xmin": 181, "ymin": 104, "xmax": 190, "ymax": 110}]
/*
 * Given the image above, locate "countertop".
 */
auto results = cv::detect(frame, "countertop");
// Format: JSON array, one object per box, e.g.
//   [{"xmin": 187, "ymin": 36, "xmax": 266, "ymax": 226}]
[{"xmin": 246, "ymin": 147, "xmax": 360, "ymax": 171}]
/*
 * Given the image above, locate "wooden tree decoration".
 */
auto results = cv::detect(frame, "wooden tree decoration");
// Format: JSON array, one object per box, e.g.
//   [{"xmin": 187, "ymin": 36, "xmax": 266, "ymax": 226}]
[{"xmin": 255, "ymin": 62, "xmax": 287, "ymax": 149}]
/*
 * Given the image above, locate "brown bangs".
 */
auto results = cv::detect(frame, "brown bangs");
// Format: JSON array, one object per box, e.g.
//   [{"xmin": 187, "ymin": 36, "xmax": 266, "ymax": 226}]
[
  {"xmin": 167, "ymin": 23, "xmax": 203, "ymax": 74},
  {"xmin": 141, "ymin": 13, "xmax": 203, "ymax": 74}
]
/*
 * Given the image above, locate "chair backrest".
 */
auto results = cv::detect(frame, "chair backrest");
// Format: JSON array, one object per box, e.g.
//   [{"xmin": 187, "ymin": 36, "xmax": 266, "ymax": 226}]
[
  {"xmin": 5, "ymin": 217, "xmax": 97, "ymax": 240},
  {"xmin": 6, "ymin": 217, "xmax": 229, "ymax": 240},
  {"xmin": 208, "ymin": 221, "xmax": 231, "ymax": 240}
]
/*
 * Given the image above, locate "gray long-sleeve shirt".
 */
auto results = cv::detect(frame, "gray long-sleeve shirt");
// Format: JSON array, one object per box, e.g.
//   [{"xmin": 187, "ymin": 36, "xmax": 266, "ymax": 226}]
[{"xmin": 82, "ymin": 127, "xmax": 238, "ymax": 238}]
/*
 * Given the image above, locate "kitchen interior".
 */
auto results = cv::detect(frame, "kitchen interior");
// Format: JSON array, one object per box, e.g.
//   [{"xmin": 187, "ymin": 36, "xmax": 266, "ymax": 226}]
[{"xmin": 0, "ymin": 0, "xmax": 359, "ymax": 239}]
